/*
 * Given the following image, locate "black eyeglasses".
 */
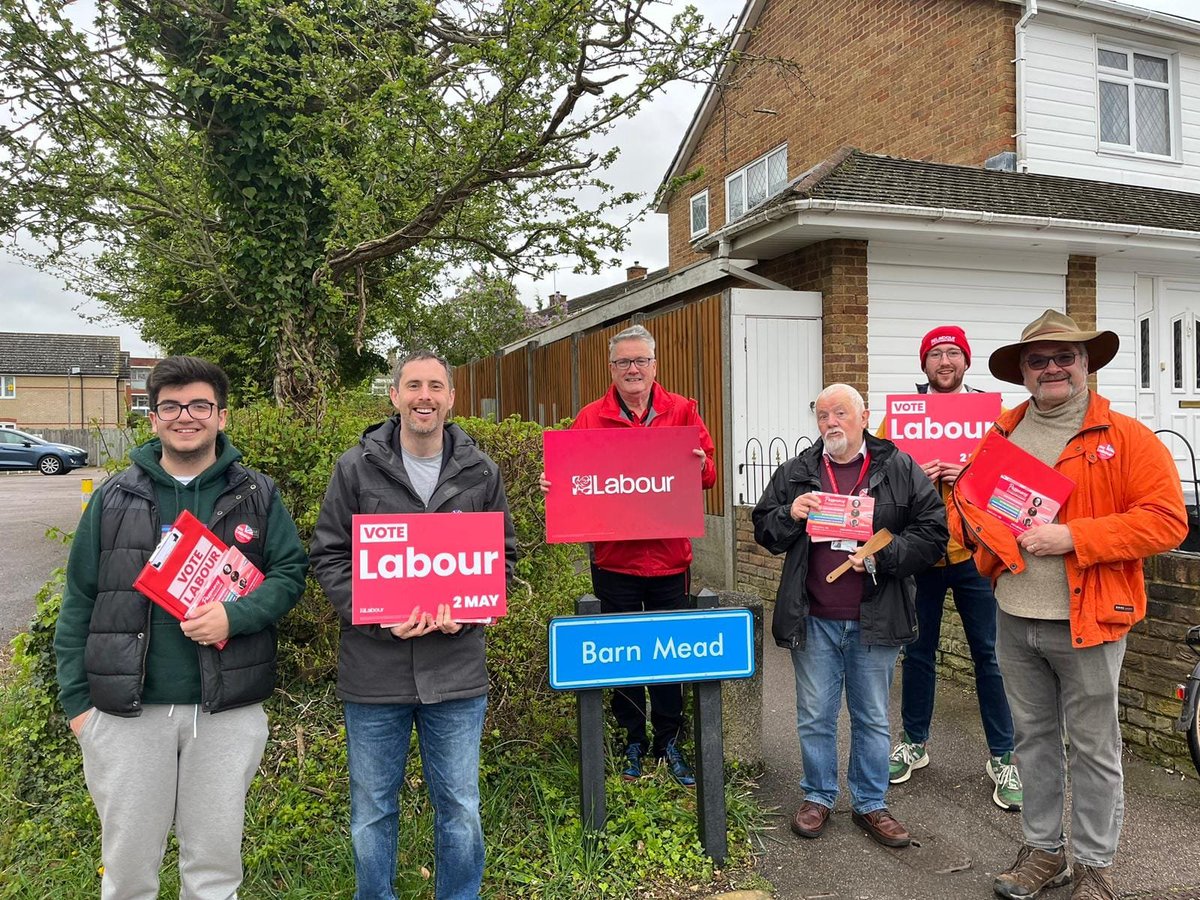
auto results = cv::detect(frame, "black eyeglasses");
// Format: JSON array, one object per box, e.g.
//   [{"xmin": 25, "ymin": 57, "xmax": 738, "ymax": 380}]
[
  {"xmin": 610, "ymin": 357, "xmax": 655, "ymax": 370},
  {"xmin": 1024, "ymin": 351, "xmax": 1079, "ymax": 371},
  {"xmin": 153, "ymin": 401, "xmax": 217, "ymax": 420}
]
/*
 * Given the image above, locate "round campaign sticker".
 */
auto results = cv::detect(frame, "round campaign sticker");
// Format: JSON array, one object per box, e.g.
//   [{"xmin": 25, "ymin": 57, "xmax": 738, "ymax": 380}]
[
  {"xmin": 1096, "ymin": 443, "xmax": 1116, "ymax": 460},
  {"xmin": 234, "ymin": 523, "xmax": 257, "ymax": 544}
]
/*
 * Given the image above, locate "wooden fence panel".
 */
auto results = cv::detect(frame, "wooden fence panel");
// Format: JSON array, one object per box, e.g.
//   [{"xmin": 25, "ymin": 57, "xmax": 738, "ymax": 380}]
[
  {"xmin": 532, "ymin": 338, "xmax": 574, "ymax": 425},
  {"xmin": 500, "ymin": 350, "xmax": 529, "ymax": 421},
  {"xmin": 37, "ymin": 427, "xmax": 135, "ymax": 467}
]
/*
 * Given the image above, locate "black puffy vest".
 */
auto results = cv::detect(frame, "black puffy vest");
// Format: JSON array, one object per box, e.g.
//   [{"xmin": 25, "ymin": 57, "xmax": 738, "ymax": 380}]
[{"xmin": 84, "ymin": 462, "xmax": 279, "ymax": 715}]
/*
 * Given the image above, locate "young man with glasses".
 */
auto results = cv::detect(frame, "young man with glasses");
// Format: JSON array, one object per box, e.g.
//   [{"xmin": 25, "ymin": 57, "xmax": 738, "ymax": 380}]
[
  {"xmin": 886, "ymin": 326, "xmax": 1022, "ymax": 812},
  {"xmin": 948, "ymin": 311, "xmax": 1188, "ymax": 900},
  {"xmin": 541, "ymin": 324, "xmax": 716, "ymax": 786},
  {"xmin": 54, "ymin": 355, "xmax": 308, "ymax": 898}
]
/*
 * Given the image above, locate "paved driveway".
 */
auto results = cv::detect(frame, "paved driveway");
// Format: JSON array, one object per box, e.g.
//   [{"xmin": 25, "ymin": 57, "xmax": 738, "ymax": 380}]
[{"xmin": 0, "ymin": 468, "xmax": 105, "ymax": 651}]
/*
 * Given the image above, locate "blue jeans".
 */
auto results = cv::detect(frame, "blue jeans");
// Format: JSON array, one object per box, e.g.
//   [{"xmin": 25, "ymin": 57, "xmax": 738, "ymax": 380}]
[
  {"xmin": 901, "ymin": 559, "xmax": 1014, "ymax": 755},
  {"xmin": 344, "ymin": 695, "xmax": 487, "ymax": 900},
  {"xmin": 791, "ymin": 616, "xmax": 901, "ymax": 814}
]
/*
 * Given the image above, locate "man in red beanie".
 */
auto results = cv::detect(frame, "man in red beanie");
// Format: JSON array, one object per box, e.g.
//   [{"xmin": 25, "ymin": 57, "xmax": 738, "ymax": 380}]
[{"xmin": 887, "ymin": 326, "xmax": 1022, "ymax": 812}]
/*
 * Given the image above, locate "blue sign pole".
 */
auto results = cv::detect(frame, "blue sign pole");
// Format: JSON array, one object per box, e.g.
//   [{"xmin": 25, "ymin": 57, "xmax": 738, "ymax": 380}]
[{"xmin": 549, "ymin": 594, "xmax": 755, "ymax": 865}]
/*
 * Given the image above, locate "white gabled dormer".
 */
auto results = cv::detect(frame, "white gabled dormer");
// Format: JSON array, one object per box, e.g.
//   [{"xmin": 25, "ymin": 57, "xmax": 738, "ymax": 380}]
[{"xmin": 1015, "ymin": 0, "xmax": 1200, "ymax": 191}]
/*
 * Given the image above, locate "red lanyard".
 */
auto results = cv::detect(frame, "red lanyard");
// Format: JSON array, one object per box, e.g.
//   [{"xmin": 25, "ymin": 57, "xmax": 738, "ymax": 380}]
[{"xmin": 822, "ymin": 452, "xmax": 870, "ymax": 496}]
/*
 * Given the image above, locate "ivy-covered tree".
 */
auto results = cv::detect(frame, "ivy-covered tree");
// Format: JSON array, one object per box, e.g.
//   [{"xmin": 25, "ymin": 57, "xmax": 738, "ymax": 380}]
[{"xmin": 0, "ymin": 0, "xmax": 727, "ymax": 413}]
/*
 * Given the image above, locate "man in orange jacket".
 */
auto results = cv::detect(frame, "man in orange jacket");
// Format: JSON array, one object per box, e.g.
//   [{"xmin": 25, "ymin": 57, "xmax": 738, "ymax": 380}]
[
  {"xmin": 541, "ymin": 324, "xmax": 716, "ymax": 786},
  {"xmin": 948, "ymin": 310, "xmax": 1187, "ymax": 900}
]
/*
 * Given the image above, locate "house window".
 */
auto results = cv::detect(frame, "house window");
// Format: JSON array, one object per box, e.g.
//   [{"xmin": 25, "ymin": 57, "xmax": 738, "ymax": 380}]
[
  {"xmin": 690, "ymin": 190, "xmax": 709, "ymax": 238},
  {"xmin": 131, "ymin": 393, "xmax": 150, "ymax": 413},
  {"xmin": 725, "ymin": 144, "xmax": 788, "ymax": 223},
  {"xmin": 1097, "ymin": 44, "xmax": 1173, "ymax": 157},
  {"xmin": 1139, "ymin": 316, "xmax": 1151, "ymax": 390},
  {"xmin": 0, "ymin": 376, "xmax": 13, "ymax": 399}
]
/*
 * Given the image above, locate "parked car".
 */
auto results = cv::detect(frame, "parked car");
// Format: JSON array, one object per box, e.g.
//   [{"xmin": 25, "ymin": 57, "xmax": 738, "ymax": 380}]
[{"xmin": 0, "ymin": 429, "xmax": 89, "ymax": 475}]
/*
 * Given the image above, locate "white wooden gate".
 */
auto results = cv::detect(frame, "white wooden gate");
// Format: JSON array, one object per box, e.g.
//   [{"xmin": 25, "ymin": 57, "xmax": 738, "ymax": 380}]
[{"xmin": 730, "ymin": 289, "xmax": 822, "ymax": 505}]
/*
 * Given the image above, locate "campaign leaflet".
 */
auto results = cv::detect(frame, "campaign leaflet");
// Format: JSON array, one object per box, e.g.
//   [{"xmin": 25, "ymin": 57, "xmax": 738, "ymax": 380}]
[
  {"xmin": 543, "ymin": 426, "xmax": 704, "ymax": 543},
  {"xmin": 351, "ymin": 511, "xmax": 507, "ymax": 626},
  {"xmin": 805, "ymin": 493, "xmax": 876, "ymax": 542},
  {"xmin": 956, "ymin": 431, "xmax": 1075, "ymax": 537},
  {"xmin": 883, "ymin": 392, "xmax": 1001, "ymax": 466},
  {"xmin": 133, "ymin": 510, "xmax": 263, "ymax": 650}
]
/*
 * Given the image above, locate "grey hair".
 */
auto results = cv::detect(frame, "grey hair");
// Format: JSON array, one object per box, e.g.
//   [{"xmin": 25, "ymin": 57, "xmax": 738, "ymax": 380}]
[
  {"xmin": 815, "ymin": 383, "xmax": 866, "ymax": 415},
  {"xmin": 609, "ymin": 325, "xmax": 656, "ymax": 357},
  {"xmin": 392, "ymin": 349, "xmax": 454, "ymax": 390}
]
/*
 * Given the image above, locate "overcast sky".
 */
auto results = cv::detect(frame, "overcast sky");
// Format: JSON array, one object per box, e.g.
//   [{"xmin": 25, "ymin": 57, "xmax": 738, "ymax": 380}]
[{"xmin": 2, "ymin": 0, "xmax": 1196, "ymax": 357}]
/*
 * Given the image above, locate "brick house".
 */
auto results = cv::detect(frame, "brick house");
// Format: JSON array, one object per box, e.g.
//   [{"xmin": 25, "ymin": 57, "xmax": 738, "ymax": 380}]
[
  {"xmin": 0, "ymin": 332, "xmax": 131, "ymax": 429},
  {"xmin": 455, "ymin": 0, "xmax": 1200, "ymax": 590}
]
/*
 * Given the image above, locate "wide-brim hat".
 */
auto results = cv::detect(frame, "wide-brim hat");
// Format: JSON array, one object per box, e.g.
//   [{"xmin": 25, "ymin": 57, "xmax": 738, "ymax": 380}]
[{"xmin": 988, "ymin": 309, "xmax": 1119, "ymax": 385}]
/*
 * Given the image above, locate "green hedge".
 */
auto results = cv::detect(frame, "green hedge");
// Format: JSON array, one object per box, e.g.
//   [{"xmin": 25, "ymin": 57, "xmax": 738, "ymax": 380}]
[{"xmin": 0, "ymin": 400, "xmax": 763, "ymax": 898}]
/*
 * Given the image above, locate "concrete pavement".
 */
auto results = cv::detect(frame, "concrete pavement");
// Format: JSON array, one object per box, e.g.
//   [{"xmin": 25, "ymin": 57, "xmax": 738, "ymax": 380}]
[{"xmin": 752, "ymin": 609, "xmax": 1200, "ymax": 900}]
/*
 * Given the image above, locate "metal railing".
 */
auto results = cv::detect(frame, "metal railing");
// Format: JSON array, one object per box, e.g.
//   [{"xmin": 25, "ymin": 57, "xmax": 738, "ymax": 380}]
[
  {"xmin": 1154, "ymin": 429, "xmax": 1200, "ymax": 553},
  {"xmin": 737, "ymin": 436, "xmax": 815, "ymax": 505}
]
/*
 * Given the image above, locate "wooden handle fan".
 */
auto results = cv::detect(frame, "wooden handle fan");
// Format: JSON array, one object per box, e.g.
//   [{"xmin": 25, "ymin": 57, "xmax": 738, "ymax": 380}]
[{"xmin": 825, "ymin": 528, "xmax": 894, "ymax": 583}]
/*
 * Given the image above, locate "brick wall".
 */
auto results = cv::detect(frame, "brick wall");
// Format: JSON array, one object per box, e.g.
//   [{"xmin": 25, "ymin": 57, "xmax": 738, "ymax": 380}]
[
  {"xmin": 665, "ymin": 0, "xmax": 1018, "ymax": 269},
  {"xmin": 0, "ymin": 375, "xmax": 128, "ymax": 429},
  {"xmin": 733, "ymin": 521, "xmax": 1200, "ymax": 779},
  {"xmin": 1065, "ymin": 254, "xmax": 1100, "ymax": 389}
]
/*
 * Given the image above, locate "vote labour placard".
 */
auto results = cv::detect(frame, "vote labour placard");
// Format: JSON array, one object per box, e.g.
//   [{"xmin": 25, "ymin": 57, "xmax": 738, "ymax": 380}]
[
  {"xmin": 133, "ymin": 510, "xmax": 263, "ymax": 650},
  {"xmin": 351, "ymin": 512, "xmax": 508, "ymax": 625},
  {"xmin": 883, "ymin": 392, "xmax": 1001, "ymax": 466},
  {"xmin": 543, "ymin": 426, "xmax": 704, "ymax": 543}
]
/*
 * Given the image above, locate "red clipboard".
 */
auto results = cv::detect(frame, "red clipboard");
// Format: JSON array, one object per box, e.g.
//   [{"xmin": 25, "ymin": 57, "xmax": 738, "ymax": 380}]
[
  {"xmin": 133, "ymin": 510, "xmax": 264, "ymax": 649},
  {"xmin": 957, "ymin": 431, "xmax": 1075, "ymax": 536}
]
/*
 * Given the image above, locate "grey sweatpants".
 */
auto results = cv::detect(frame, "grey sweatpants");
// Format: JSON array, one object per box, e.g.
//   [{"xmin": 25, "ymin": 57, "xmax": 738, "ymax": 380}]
[
  {"xmin": 996, "ymin": 611, "xmax": 1126, "ymax": 868},
  {"xmin": 78, "ymin": 703, "xmax": 269, "ymax": 900}
]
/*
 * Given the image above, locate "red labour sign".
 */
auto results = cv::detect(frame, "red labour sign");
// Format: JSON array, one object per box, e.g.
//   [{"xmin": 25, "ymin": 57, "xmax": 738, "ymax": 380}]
[
  {"xmin": 883, "ymin": 392, "xmax": 1002, "ymax": 466},
  {"xmin": 543, "ymin": 425, "xmax": 705, "ymax": 543},
  {"xmin": 351, "ymin": 511, "xmax": 508, "ymax": 625}
]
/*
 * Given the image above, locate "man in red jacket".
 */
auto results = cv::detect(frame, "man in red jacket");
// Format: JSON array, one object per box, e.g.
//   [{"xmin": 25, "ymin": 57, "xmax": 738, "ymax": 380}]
[{"xmin": 542, "ymin": 324, "xmax": 716, "ymax": 785}]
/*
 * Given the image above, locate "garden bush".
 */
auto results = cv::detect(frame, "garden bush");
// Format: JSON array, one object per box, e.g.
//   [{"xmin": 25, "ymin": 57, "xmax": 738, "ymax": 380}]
[{"xmin": 0, "ymin": 398, "xmax": 764, "ymax": 897}]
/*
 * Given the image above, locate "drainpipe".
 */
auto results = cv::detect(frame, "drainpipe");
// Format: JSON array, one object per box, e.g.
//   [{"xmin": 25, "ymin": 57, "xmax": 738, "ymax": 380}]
[{"xmin": 1014, "ymin": 0, "xmax": 1038, "ymax": 173}]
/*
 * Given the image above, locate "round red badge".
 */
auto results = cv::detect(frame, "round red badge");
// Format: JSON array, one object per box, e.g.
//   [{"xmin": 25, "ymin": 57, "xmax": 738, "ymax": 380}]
[
  {"xmin": 1096, "ymin": 443, "xmax": 1115, "ymax": 460},
  {"xmin": 234, "ymin": 523, "xmax": 256, "ymax": 544}
]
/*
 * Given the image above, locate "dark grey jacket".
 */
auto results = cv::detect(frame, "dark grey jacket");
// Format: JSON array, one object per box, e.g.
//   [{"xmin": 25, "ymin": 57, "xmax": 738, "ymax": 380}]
[
  {"xmin": 752, "ymin": 433, "xmax": 947, "ymax": 650},
  {"xmin": 310, "ymin": 419, "xmax": 516, "ymax": 704}
]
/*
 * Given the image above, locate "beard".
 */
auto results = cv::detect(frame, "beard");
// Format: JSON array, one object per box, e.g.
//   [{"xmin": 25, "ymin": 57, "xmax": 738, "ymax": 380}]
[{"xmin": 823, "ymin": 432, "xmax": 848, "ymax": 458}]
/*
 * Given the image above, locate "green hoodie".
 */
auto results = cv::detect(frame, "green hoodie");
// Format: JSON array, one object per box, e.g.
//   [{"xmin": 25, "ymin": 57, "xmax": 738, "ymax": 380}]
[{"xmin": 54, "ymin": 434, "xmax": 308, "ymax": 719}]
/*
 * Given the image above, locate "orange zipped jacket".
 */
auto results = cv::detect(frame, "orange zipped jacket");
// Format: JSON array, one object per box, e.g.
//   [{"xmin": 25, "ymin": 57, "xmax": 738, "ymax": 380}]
[{"xmin": 947, "ymin": 392, "xmax": 1188, "ymax": 648}]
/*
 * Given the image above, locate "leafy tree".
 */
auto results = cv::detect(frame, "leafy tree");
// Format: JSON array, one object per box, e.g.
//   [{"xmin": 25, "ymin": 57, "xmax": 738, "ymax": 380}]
[
  {"xmin": 0, "ymin": 0, "xmax": 727, "ymax": 413},
  {"xmin": 405, "ymin": 273, "xmax": 565, "ymax": 366}
]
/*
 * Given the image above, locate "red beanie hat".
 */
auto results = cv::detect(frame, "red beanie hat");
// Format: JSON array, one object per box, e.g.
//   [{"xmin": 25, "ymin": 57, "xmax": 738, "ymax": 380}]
[{"xmin": 919, "ymin": 325, "xmax": 971, "ymax": 367}]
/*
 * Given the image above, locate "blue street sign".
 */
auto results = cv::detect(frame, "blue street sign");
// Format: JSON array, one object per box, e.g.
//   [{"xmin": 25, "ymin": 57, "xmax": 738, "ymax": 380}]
[{"xmin": 548, "ymin": 607, "xmax": 755, "ymax": 691}]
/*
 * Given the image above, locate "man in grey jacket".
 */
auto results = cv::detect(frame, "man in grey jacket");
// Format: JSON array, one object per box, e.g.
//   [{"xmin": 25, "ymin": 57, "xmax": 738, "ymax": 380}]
[
  {"xmin": 310, "ymin": 350, "xmax": 516, "ymax": 900},
  {"xmin": 753, "ymin": 384, "xmax": 946, "ymax": 851}
]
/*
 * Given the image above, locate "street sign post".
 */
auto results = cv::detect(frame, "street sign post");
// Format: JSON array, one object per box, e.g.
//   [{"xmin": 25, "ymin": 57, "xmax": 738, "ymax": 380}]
[{"xmin": 549, "ymin": 593, "xmax": 755, "ymax": 864}]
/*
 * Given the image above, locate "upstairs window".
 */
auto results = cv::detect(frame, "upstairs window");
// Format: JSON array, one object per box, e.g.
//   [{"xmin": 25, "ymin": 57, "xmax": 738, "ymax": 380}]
[
  {"xmin": 0, "ymin": 376, "xmax": 14, "ymax": 399},
  {"xmin": 1097, "ymin": 44, "xmax": 1173, "ymax": 157},
  {"xmin": 725, "ymin": 145, "xmax": 788, "ymax": 223},
  {"xmin": 690, "ymin": 190, "xmax": 709, "ymax": 238}
]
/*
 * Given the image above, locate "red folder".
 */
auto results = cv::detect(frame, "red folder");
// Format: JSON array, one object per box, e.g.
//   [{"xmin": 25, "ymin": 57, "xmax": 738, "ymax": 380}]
[
  {"xmin": 133, "ymin": 510, "xmax": 263, "ymax": 649},
  {"xmin": 956, "ymin": 431, "xmax": 1075, "ymax": 536}
]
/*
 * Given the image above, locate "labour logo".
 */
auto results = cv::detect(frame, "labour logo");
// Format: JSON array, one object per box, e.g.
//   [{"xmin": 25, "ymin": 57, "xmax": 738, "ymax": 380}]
[
  {"xmin": 572, "ymin": 475, "xmax": 595, "ymax": 495},
  {"xmin": 234, "ymin": 523, "xmax": 257, "ymax": 544},
  {"xmin": 1096, "ymin": 443, "xmax": 1115, "ymax": 460}
]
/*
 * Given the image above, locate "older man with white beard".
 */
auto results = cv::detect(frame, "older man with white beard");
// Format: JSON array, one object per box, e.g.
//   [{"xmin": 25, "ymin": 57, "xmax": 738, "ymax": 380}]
[{"xmin": 753, "ymin": 384, "xmax": 946, "ymax": 850}]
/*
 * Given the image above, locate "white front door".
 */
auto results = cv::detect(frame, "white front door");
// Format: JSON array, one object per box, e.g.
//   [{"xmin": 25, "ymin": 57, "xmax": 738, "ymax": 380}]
[
  {"xmin": 1155, "ymin": 280, "xmax": 1200, "ymax": 493},
  {"xmin": 730, "ymin": 289, "xmax": 822, "ymax": 506}
]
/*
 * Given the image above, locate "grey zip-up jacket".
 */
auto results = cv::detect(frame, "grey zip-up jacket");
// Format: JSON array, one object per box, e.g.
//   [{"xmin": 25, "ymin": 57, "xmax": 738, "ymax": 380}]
[
  {"xmin": 752, "ymin": 433, "xmax": 947, "ymax": 650},
  {"xmin": 310, "ymin": 419, "xmax": 516, "ymax": 704}
]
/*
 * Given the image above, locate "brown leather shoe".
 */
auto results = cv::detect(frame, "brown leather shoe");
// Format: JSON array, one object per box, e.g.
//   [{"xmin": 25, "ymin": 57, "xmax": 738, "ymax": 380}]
[
  {"xmin": 851, "ymin": 808, "xmax": 911, "ymax": 847},
  {"xmin": 790, "ymin": 800, "xmax": 831, "ymax": 838}
]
